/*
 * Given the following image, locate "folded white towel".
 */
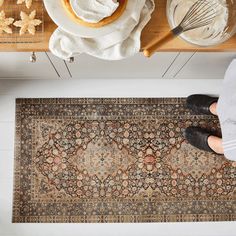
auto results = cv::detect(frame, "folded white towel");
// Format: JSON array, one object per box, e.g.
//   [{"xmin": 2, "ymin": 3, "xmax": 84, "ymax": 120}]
[
  {"xmin": 49, "ymin": 0, "xmax": 155, "ymax": 60},
  {"xmin": 70, "ymin": 0, "xmax": 119, "ymax": 23}
]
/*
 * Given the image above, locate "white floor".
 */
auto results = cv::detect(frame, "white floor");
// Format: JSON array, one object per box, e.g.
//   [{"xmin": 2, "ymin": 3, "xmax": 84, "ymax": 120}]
[{"xmin": 0, "ymin": 79, "xmax": 235, "ymax": 236}]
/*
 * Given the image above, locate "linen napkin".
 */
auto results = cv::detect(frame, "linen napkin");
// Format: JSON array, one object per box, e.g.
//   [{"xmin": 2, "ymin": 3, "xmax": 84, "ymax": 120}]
[{"xmin": 49, "ymin": 0, "xmax": 155, "ymax": 60}]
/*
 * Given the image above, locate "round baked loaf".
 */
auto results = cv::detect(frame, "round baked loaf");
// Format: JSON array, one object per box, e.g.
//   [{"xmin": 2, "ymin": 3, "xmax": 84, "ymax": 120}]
[{"xmin": 62, "ymin": 0, "xmax": 128, "ymax": 28}]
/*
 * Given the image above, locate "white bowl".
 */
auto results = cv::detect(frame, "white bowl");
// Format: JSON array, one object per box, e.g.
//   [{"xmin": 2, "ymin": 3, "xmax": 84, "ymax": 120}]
[{"xmin": 166, "ymin": 0, "xmax": 236, "ymax": 47}]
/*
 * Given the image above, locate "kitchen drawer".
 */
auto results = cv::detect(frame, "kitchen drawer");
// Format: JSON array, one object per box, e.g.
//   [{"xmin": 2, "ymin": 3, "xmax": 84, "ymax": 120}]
[
  {"xmin": 0, "ymin": 52, "xmax": 60, "ymax": 79},
  {"xmin": 65, "ymin": 53, "xmax": 179, "ymax": 79},
  {"xmin": 175, "ymin": 52, "xmax": 236, "ymax": 79}
]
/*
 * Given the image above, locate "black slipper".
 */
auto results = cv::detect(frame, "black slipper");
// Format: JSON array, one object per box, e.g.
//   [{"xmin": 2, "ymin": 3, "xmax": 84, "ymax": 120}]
[
  {"xmin": 184, "ymin": 126, "xmax": 222, "ymax": 155},
  {"xmin": 186, "ymin": 94, "xmax": 218, "ymax": 116}
]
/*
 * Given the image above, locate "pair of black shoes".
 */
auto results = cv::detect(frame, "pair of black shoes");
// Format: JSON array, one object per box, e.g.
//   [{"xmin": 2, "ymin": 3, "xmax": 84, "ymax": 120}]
[{"xmin": 184, "ymin": 94, "xmax": 221, "ymax": 154}]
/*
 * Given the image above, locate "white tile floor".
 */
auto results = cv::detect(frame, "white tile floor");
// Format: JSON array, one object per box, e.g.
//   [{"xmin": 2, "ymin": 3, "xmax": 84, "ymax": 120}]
[{"xmin": 0, "ymin": 79, "xmax": 235, "ymax": 236}]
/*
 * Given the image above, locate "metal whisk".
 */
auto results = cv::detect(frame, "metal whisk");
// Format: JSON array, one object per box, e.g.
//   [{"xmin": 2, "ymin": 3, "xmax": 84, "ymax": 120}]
[{"xmin": 143, "ymin": 0, "xmax": 220, "ymax": 57}]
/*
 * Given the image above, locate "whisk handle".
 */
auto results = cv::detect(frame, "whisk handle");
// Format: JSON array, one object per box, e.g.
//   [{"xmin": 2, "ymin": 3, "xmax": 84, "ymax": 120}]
[{"xmin": 143, "ymin": 27, "xmax": 182, "ymax": 58}]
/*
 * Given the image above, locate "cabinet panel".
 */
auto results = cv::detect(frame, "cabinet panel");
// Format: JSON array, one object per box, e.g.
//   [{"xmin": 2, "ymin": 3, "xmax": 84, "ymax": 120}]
[
  {"xmin": 1, "ymin": 52, "xmax": 234, "ymax": 80},
  {"xmin": 0, "ymin": 52, "xmax": 60, "ymax": 79},
  {"xmin": 163, "ymin": 52, "xmax": 194, "ymax": 79},
  {"xmin": 66, "ymin": 53, "xmax": 179, "ymax": 79},
  {"xmin": 175, "ymin": 52, "xmax": 236, "ymax": 79},
  {"xmin": 47, "ymin": 53, "xmax": 72, "ymax": 79}
]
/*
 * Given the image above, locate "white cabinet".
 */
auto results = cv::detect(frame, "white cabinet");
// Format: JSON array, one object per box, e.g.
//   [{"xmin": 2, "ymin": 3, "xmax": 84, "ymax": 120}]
[
  {"xmin": 65, "ymin": 53, "xmax": 179, "ymax": 79},
  {"xmin": 0, "ymin": 52, "xmax": 61, "ymax": 79},
  {"xmin": 64, "ymin": 52, "xmax": 236, "ymax": 80},
  {"xmin": 174, "ymin": 52, "xmax": 236, "ymax": 79},
  {"xmin": 0, "ymin": 52, "xmax": 235, "ymax": 80}
]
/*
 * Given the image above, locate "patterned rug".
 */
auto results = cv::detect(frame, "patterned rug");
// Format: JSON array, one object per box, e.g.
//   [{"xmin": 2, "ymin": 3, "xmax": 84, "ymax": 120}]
[{"xmin": 13, "ymin": 98, "xmax": 236, "ymax": 223}]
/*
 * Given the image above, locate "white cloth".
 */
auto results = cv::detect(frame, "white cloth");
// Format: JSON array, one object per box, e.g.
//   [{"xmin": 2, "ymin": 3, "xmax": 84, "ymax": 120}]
[
  {"xmin": 217, "ymin": 59, "xmax": 236, "ymax": 162},
  {"xmin": 49, "ymin": 0, "xmax": 155, "ymax": 60},
  {"xmin": 70, "ymin": 0, "xmax": 119, "ymax": 23}
]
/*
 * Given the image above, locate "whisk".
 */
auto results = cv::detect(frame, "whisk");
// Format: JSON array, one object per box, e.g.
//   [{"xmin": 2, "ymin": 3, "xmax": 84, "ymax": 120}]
[{"xmin": 143, "ymin": 0, "xmax": 220, "ymax": 57}]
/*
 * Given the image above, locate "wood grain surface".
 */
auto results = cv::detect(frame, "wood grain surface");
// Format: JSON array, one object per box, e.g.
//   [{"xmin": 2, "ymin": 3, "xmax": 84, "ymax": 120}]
[{"xmin": 0, "ymin": 0, "xmax": 236, "ymax": 52}]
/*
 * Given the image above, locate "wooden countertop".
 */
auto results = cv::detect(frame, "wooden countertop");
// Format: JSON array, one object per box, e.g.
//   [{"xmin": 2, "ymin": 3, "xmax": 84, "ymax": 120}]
[{"xmin": 1, "ymin": 0, "xmax": 236, "ymax": 52}]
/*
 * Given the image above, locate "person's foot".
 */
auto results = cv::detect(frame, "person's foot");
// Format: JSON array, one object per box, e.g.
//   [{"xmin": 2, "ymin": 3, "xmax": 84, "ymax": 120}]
[
  {"xmin": 209, "ymin": 102, "xmax": 218, "ymax": 116},
  {"xmin": 186, "ymin": 94, "xmax": 218, "ymax": 116},
  {"xmin": 184, "ymin": 126, "xmax": 223, "ymax": 155},
  {"xmin": 208, "ymin": 135, "xmax": 224, "ymax": 155}
]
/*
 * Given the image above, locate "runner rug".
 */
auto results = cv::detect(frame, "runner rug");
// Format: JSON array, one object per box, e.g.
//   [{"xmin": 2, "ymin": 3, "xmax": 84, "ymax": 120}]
[{"xmin": 13, "ymin": 98, "xmax": 236, "ymax": 223}]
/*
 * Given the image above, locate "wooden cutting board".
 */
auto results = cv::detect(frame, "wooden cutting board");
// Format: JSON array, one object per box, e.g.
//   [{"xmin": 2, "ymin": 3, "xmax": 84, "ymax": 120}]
[{"xmin": 0, "ymin": 0, "xmax": 236, "ymax": 52}]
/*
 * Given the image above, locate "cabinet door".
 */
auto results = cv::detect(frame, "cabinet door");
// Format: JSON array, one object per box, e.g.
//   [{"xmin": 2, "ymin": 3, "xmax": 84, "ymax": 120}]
[
  {"xmin": 65, "ymin": 53, "xmax": 179, "ymax": 79},
  {"xmin": 0, "ymin": 52, "xmax": 60, "ymax": 79},
  {"xmin": 175, "ymin": 52, "xmax": 236, "ymax": 79}
]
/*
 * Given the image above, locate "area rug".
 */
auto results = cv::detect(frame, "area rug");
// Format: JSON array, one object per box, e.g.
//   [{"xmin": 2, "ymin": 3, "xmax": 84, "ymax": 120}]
[{"xmin": 13, "ymin": 98, "xmax": 236, "ymax": 223}]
